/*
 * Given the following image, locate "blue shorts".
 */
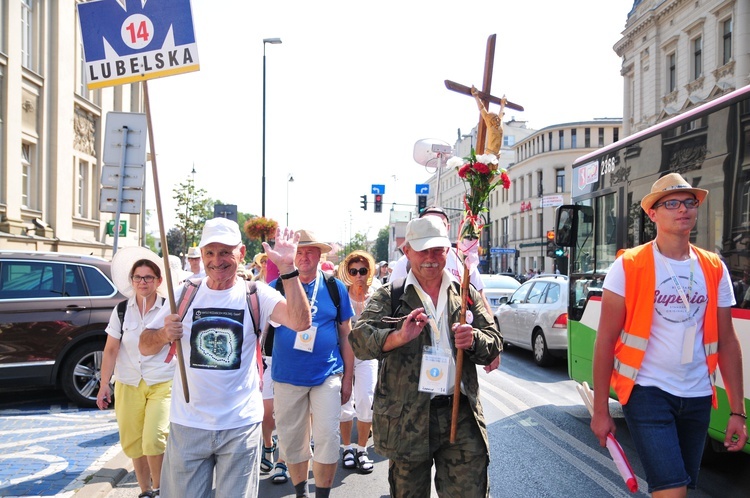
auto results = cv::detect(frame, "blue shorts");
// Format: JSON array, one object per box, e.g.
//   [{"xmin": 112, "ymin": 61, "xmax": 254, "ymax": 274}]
[{"xmin": 622, "ymin": 385, "xmax": 711, "ymax": 493}]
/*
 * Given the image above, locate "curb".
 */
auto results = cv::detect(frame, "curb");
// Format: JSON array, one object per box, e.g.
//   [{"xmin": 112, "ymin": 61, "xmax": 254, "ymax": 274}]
[{"xmin": 74, "ymin": 450, "xmax": 133, "ymax": 498}]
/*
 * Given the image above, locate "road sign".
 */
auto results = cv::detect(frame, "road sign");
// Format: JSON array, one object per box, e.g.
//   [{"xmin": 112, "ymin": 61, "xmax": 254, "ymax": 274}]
[
  {"xmin": 490, "ymin": 247, "xmax": 516, "ymax": 255},
  {"xmin": 101, "ymin": 165, "xmax": 145, "ymax": 188},
  {"xmin": 106, "ymin": 220, "xmax": 127, "ymax": 236},
  {"xmin": 102, "ymin": 112, "xmax": 148, "ymax": 166},
  {"xmin": 371, "ymin": 184, "xmax": 385, "ymax": 195},
  {"xmin": 100, "ymin": 188, "xmax": 142, "ymax": 213},
  {"xmin": 415, "ymin": 184, "xmax": 430, "ymax": 195},
  {"xmin": 542, "ymin": 195, "xmax": 565, "ymax": 208},
  {"xmin": 77, "ymin": 0, "xmax": 200, "ymax": 90}
]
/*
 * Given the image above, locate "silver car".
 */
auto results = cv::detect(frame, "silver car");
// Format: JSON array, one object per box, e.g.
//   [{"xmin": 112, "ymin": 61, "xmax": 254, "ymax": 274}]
[
  {"xmin": 493, "ymin": 275, "xmax": 568, "ymax": 366},
  {"xmin": 480, "ymin": 274, "xmax": 521, "ymax": 314}
]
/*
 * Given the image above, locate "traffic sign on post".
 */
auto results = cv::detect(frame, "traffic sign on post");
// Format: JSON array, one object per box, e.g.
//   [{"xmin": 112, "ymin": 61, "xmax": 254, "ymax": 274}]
[
  {"xmin": 415, "ymin": 184, "xmax": 430, "ymax": 195},
  {"xmin": 371, "ymin": 184, "xmax": 385, "ymax": 195}
]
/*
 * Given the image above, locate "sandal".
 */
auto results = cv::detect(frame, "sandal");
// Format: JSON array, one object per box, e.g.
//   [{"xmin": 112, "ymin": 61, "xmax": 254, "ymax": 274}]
[
  {"xmin": 271, "ymin": 462, "xmax": 289, "ymax": 484},
  {"xmin": 342, "ymin": 448, "xmax": 356, "ymax": 469},
  {"xmin": 260, "ymin": 444, "xmax": 275, "ymax": 473},
  {"xmin": 137, "ymin": 492, "xmax": 154, "ymax": 498},
  {"xmin": 356, "ymin": 450, "xmax": 374, "ymax": 474}
]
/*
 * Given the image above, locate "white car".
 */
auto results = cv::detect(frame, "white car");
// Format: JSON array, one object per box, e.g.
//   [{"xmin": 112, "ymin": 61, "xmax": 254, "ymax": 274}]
[
  {"xmin": 493, "ymin": 275, "xmax": 568, "ymax": 366},
  {"xmin": 480, "ymin": 274, "xmax": 521, "ymax": 314}
]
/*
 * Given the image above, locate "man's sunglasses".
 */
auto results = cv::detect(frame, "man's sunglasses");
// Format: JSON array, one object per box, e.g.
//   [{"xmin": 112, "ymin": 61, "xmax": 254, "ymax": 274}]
[
  {"xmin": 348, "ymin": 268, "xmax": 369, "ymax": 276},
  {"xmin": 653, "ymin": 198, "xmax": 700, "ymax": 210}
]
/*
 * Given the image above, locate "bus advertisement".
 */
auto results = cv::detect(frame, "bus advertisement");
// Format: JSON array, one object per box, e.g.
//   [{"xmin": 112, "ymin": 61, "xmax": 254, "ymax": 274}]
[{"xmin": 555, "ymin": 84, "xmax": 750, "ymax": 454}]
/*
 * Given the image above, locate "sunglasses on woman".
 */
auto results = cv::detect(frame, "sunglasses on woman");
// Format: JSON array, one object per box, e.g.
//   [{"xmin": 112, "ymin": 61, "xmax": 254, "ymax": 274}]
[{"xmin": 348, "ymin": 268, "xmax": 369, "ymax": 276}]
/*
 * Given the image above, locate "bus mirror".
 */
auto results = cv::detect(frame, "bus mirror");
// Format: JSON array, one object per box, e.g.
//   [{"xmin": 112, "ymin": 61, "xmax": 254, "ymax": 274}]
[{"xmin": 555, "ymin": 205, "xmax": 577, "ymax": 247}]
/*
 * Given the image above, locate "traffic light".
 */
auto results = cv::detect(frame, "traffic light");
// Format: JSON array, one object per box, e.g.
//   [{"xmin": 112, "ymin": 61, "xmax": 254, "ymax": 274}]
[
  {"xmin": 546, "ymin": 230, "xmax": 556, "ymax": 258},
  {"xmin": 360, "ymin": 195, "xmax": 367, "ymax": 211},
  {"xmin": 374, "ymin": 194, "xmax": 383, "ymax": 213},
  {"xmin": 417, "ymin": 195, "xmax": 427, "ymax": 212},
  {"xmin": 554, "ymin": 247, "xmax": 565, "ymax": 257}
]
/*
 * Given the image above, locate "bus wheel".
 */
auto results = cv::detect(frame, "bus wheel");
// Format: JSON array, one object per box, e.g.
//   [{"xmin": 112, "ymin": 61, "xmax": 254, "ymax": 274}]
[{"xmin": 532, "ymin": 330, "xmax": 553, "ymax": 367}]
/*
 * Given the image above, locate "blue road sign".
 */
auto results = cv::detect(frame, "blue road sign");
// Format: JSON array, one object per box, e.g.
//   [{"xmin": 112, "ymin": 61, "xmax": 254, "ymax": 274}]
[
  {"xmin": 77, "ymin": 0, "xmax": 200, "ymax": 90},
  {"xmin": 371, "ymin": 184, "xmax": 385, "ymax": 195},
  {"xmin": 490, "ymin": 247, "xmax": 516, "ymax": 255},
  {"xmin": 416, "ymin": 184, "xmax": 430, "ymax": 195}
]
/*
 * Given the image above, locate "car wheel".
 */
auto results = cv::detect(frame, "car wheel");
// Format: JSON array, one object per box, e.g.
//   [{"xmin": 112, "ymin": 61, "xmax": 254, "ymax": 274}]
[
  {"xmin": 532, "ymin": 329, "xmax": 553, "ymax": 367},
  {"xmin": 60, "ymin": 342, "xmax": 104, "ymax": 407}
]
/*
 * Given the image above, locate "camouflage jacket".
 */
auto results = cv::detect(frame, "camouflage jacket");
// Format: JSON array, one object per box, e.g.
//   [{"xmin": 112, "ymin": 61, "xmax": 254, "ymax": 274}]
[{"xmin": 349, "ymin": 276, "xmax": 502, "ymax": 462}]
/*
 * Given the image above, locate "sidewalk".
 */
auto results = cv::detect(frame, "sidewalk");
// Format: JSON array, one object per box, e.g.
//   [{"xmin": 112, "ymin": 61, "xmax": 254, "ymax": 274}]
[{"xmin": 73, "ymin": 449, "xmax": 133, "ymax": 498}]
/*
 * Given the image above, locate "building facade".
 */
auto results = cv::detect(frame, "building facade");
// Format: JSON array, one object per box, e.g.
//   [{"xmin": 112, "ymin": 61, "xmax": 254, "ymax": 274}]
[
  {"xmin": 0, "ymin": 1, "xmax": 143, "ymax": 256},
  {"xmin": 503, "ymin": 120, "xmax": 622, "ymax": 275},
  {"xmin": 618, "ymin": 0, "xmax": 750, "ymax": 135}
]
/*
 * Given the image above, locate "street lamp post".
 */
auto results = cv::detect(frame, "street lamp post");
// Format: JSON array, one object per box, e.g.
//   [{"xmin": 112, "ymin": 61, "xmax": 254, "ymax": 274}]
[
  {"xmin": 286, "ymin": 174, "xmax": 294, "ymax": 226},
  {"xmin": 262, "ymin": 37, "xmax": 282, "ymax": 218}
]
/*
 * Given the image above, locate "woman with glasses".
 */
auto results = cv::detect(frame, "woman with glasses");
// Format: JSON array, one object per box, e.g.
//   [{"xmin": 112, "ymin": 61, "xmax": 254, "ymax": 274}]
[
  {"xmin": 97, "ymin": 247, "xmax": 172, "ymax": 498},
  {"xmin": 337, "ymin": 250, "xmax": 379, "ymax": 474}
]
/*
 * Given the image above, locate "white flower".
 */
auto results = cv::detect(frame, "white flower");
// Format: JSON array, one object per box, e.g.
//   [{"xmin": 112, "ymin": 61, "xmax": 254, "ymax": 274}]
[
  {"xmin": 446, "ymin": 156, "xmax": 465, "ymax": 168},
  {"xmin": 476, "ymin": 153, "xmax": 498, "ymax": 165}
]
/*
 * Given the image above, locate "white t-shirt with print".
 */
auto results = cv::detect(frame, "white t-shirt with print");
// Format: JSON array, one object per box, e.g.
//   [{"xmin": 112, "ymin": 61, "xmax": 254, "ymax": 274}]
[
  {"xmin": 146, "ymin": 278, "xmax": 283, "ymax": 431},
  {"xmin": 603, "ymin": 245, "xmax": 734, "ymax": 398}
]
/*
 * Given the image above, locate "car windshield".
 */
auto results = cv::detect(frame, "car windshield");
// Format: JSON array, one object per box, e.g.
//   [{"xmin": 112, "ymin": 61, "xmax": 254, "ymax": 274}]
[{"xmin": 481, "ymin": 277, "xmax": 519, "ymax": 289}]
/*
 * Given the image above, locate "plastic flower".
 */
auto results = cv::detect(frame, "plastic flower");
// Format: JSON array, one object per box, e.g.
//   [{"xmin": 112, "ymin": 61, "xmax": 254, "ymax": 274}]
[{"xmin": 449, "ymin": 148, "xmax": 510, "ymax": 240}]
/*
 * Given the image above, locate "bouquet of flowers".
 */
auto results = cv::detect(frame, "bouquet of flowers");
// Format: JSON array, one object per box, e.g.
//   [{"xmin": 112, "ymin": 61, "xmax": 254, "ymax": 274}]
[
  {"xmin": 243, "ymin": 216, "xmax": 278, "ymax": 240},
  {"xmin": 447, "ymin": 148, "xmax": 510, "ymax": 240}
]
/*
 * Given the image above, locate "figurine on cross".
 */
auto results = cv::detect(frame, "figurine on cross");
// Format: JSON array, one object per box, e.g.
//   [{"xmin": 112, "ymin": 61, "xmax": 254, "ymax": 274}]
[{"xmin": 471, "ymin": 85, "xmax": 506, "ymax": 156}]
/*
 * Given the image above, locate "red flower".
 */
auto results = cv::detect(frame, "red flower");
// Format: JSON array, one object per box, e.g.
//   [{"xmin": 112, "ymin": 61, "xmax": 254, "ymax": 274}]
[
  {"xmin": 501, "ymin": 171, "xmax": 511, "ymax": 189},
  {"xmin": 474, "ymin": 162, "xmax": 490, "ymax": 175},
  {"xmin": 458, "ymin": 164, "xmax": 471, "ymax": 178}
]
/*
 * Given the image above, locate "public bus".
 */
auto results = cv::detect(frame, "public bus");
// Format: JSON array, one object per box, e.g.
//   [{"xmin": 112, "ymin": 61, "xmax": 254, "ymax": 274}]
[{"xmin": 554, "ymin": 83, "xmax": 750, "ymax": 454}]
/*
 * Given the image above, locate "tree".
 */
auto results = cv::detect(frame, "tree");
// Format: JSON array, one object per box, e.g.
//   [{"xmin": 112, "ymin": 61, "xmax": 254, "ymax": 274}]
[
  {"xmin": 173, "ymin": 176, "xmax": 213, "ymax": 251},
  {"xmin": 165, "ymin": 227, "xmax": 186, "ymax": 258},
  {"xmin": 374, "ymin": 226, "xmax": 390, "ymax": 262},
  {"xmin": 338, "ymin": 232, "xmax": 368, "ymax": 259}
]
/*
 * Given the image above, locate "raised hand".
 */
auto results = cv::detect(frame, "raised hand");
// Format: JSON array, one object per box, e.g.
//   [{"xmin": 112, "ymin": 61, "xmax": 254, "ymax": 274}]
[{"xmin": 262, "ymin": 227, "xmax": 298, "ymax": 274}]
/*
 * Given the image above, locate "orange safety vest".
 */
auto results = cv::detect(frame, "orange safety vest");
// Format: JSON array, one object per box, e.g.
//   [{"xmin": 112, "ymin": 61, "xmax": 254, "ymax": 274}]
[{"xmin": 611, "ymin": 242, "xmax": 722, "ymax": 407}]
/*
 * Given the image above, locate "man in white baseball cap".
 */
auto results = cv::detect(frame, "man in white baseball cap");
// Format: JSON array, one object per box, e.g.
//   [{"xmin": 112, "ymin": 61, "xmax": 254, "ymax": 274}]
[{"xmin": 140, "ymin": 218, "xmax": 312, "ymax": 498}]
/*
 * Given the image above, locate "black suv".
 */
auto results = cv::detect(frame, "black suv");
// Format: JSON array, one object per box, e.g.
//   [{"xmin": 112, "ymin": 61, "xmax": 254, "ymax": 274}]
[{"xmin": 0, "ymin": 251, "xmax": 123, "ymax": 406}]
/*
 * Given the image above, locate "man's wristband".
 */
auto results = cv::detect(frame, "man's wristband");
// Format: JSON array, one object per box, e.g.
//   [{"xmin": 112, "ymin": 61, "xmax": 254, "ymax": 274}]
[
  {"xmin": 729, "ymin": 412, "xmax": 748, "ymax": 420},
  {"xmin": 280, "ymin": 268, "xmax": 299, "ymax": 280}
]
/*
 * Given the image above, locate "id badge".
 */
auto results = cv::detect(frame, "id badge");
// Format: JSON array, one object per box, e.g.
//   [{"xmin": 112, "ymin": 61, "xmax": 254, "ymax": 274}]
[
  {"xmin": 418, "ymin": 346, "xmax": 451, "ymax": 394},
  {"xmin": 294, "ymin": 323, "xmax": 318, "ymax": 352},
  {"xmin": 681, "ymin": 321, "xmax": 697, "ymax": 364}
]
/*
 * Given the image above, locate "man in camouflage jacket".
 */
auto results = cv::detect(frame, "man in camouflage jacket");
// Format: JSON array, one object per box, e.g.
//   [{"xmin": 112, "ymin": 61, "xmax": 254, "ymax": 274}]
[{"xmin": 349, "ymin": 217, "xmax": 501, "ymax": 498}]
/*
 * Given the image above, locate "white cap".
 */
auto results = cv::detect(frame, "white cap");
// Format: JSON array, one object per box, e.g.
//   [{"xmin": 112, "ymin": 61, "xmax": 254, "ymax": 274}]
[
  {"xmin": 400, "ymin": 217, "xmax": 451, "ymax": 252},
  {"xmin": 199, "ymin": 218, "xmax": 242, "ymax": 248}
]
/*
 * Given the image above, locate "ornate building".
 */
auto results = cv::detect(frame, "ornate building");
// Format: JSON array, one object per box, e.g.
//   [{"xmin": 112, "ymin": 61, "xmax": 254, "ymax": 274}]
[
  {"xmin": 0, "ymin": 1, "xmax": 143, "ymax": 256},
  {"xmin": 617, "ymin": 0, "xmax": 750, "ymax": 135}
]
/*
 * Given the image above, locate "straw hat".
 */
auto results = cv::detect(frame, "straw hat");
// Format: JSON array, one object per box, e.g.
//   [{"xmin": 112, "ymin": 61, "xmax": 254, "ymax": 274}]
[
  {"xmin": 295, "ymin": 229, "xmax": 333, "ymax": 254},
  {"xmin": 253, "ymin": 253, "xmax": 268, "ymax": 267},
  {"xmin": 111, "ymin": 246, "xmax": 168, "ymax": 298},
  {"xmin": 339, "ymin": 250, "xmax": 376, "ymax": 288},
  {"xmin": 640, "ymin": 173, "xmax": 708, "ymax": 212},
  {"xmin": 187, "ymin": 246, "xmax": 201, "ymax": 259}
]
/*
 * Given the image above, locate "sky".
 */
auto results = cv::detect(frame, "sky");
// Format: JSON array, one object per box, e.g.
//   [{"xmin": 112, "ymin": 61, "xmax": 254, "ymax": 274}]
[{"xmin": 143, "ymin": 0, "xmax": 635, "ymax": 245}]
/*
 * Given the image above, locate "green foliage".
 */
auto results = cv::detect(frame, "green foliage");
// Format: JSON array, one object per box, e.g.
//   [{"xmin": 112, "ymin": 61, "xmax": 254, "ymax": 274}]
[
  {"xmin": 173, "ymin": 176, "xmax": 213, "ymax": 250},
  {"xmin": 374, "ymin": 226, "xmax": 390, "ymax": 262},
  {"xmin": 166, "ymin": 227, "xmax": 186, "ymax": 257}
]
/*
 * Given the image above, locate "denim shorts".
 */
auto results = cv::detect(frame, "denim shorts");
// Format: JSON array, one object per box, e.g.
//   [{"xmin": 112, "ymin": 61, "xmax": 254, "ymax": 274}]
[{"xmin": 622, "ymin": 385, "xmax": 712, "ymax": 493}]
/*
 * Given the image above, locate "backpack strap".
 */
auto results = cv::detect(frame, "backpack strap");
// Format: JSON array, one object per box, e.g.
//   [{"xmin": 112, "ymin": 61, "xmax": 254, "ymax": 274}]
[
  {"xmin": 390, "ymin": 277, "xmax": 406, "ymax": 317},
  {"xmin": 116, "ymin": 299, "xmax": 128, "ymax": 332},
  {"xmin": 324, "ymin": 274, "xmax": 342, "ymax": 324},
  {"xmin": 244, "ymin": 280, "xmax": 265, "ymax": 385},
  {"xmin": 165, "ymin": 278, "xmax": 202, "ymax": 363}
]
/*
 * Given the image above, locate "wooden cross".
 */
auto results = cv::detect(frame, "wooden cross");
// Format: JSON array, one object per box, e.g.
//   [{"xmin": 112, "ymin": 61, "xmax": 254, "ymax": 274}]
[{"xmin": 445, "ymin": 34, "xmax": 524, "ymax": 155}]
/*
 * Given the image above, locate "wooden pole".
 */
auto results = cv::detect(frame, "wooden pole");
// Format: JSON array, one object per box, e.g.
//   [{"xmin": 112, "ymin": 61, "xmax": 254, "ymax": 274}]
[
  {"xmin": 450, "ymin": 264, "xmax": 471, "ymax": 443},
  {"xmin": 142, "ymin": 80, "xmax": 190, "ymax": 403}
]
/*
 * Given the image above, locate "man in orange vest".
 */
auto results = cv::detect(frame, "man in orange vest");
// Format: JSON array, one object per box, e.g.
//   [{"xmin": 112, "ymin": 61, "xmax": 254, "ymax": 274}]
[{"xmin": 591, "ymin": 173, "xmax": 747, "ymax": 497}]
